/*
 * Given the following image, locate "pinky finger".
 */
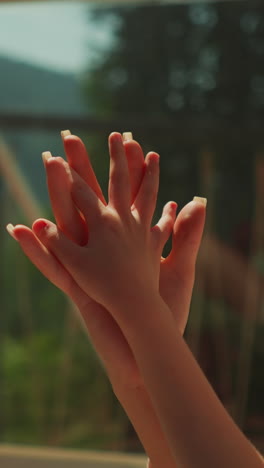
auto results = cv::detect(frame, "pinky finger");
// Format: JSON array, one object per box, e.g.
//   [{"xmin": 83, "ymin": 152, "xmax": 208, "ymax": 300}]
[
  {"xmin": 151, "ymin": 201, "xmax": 177, "ymax": 253},
  {"xmin": 6, "ymin": 224, "xmax": 85, "ymax": 306}
]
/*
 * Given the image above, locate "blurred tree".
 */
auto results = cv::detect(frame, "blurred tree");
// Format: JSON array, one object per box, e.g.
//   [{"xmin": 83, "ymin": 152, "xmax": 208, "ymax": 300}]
[
  {"xmin": 84, "ymin": 1, "xmax": 264, "ymax": 121},
  {"xmin": 83, "ymin": 0, "xmax": 264, "ymax": 236}
]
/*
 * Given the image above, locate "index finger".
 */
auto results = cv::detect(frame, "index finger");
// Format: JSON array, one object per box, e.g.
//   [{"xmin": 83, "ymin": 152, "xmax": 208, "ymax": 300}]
[
  {"xmin": 62, "ymin": 131, "xmax": 106, "ymax": 204},
  {"xmin": 123, "ymin": 132, "xmax": 145, "ymax": 204}
]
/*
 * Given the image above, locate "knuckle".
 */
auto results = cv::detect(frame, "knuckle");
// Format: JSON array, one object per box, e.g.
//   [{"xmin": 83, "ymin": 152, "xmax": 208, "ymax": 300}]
[{"xmin": 102, "ymin": 210, "xmax": 121, "ymax": 235}]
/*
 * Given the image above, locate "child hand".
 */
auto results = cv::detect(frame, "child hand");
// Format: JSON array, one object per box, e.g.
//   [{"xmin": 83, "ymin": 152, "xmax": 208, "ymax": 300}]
[
  {"xmin": 30, "ymin": 133, "xmax": 175, "ymax": 320},
  {"xmin": 60, "ymin": 131, "xmax": 206, "ymax": 333},
  {"xmin": 7, "ymin": 132, "xmax": 206, "ymax": 382}
]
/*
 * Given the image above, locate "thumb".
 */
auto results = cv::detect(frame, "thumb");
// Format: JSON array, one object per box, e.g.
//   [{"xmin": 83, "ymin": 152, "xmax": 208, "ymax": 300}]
[{"xmin": 166, "ymin": 197, "xmax": 207, "ymax": 279}]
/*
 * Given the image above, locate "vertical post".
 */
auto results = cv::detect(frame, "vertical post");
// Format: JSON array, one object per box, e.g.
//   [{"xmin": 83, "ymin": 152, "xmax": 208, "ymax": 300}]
[
  {"xmin": 187, "ymin": 147, "xmax": 214, "ymax": 356},
  {"xmin": 234, "ymin": 153, "xmax": 264, "ymax": 429}
]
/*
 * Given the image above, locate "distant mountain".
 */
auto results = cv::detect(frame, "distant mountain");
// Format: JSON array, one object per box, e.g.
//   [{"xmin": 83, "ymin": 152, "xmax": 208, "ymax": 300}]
[
  {"xmin": 0, "ymin": 56, "xmax": 89, "ymax": 210},
  {"xmin": 0, "ymin": 57, "xmax": 87, "ymax": 115},
  {"xmin": 0, "ymin": 55, "xmax": 88, "ymax": 116}
]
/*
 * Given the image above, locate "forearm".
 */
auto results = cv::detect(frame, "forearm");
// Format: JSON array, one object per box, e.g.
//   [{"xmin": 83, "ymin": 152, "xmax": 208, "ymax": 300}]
[
  {"xmin": 115, "ymin": 295, "xmax": 263, "ymax": 468},
  {"xmin": 113, "ymin": 381, "xmax": 177, "ymax": 468},
  {"xmin": 78, "ymin": 302, "xmax": 177, "ymax": 468}
]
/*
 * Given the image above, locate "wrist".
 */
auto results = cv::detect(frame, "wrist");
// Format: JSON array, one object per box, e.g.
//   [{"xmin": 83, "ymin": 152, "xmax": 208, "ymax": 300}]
[
  {"xmin": 110, "ymin": 288, "xmax": 163, "ymax": 318},
  {"xmin": 109, "ymin": 292, "xmax": 173, "ymax": 347},
  {"xmin": 105, "ymin": 278, "xmax": 160, "ymax": 309}
]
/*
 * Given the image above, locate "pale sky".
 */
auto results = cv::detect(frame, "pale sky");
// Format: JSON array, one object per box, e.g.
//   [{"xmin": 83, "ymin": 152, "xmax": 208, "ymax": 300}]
[{"xmin": 0, "ymin": 1, "xmax": 114, "ymax": 74}]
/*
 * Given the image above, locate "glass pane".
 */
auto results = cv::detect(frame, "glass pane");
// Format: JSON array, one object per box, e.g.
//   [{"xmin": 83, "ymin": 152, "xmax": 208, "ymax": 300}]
[{"xmin": 1, "ymin": 0, "xmax": 264, "ymax": 462}]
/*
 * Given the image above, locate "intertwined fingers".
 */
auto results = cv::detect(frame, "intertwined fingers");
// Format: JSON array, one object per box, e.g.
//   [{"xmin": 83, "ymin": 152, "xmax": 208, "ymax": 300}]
[
  {"xmin": 62, "ymin": 132, "xmax": 106, "ymax": 203},
  {"xmin": 43, "ymin": 154, "xmax": 88, "ymax": 245},
  {"xmin": 108, "ymin": 132, "xmax": 131, "ymax": 216},
  {"xmin": 132, "ymin": 152, "xmax": 160, "ymax": 228},
  {"xmin": 123, "ymin": 135, "xmax": 145, "ymax": 203}
]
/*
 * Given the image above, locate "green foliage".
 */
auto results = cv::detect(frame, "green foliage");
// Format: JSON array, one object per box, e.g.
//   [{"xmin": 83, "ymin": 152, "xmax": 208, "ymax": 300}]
[
  {"xmin": 82, "ymin": 1, "xmax": 264, "ymax": 241},
  {"xmin": 87, "ymin": 2, "xmax": 264, "ymax": 120}
]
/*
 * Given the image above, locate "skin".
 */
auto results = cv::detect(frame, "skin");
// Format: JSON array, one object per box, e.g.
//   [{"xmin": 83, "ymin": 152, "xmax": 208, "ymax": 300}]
[{"xmin": 8, "ymin": 132, "xmax": 206, "ymax": 467}]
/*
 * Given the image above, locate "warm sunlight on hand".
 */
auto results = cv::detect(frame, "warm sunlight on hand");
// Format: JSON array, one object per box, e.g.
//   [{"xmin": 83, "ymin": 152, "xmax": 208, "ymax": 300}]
[{"xmin": 31, "ymin": 133, "xmax": 176, "ymax": 315}]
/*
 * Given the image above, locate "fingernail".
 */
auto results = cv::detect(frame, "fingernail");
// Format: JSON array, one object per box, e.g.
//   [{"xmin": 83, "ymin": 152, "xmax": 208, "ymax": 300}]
[
  {"xmin": 33, "ymin": 219, "xmax": 49, "ymax": 234},
  {"xmin": 6, "ymin": 223, "xmax": 18, "ymax": 241},
  {"xmin": 122, "ymin": 132, "xmax": 133, "ymax": 142},
  {"xmin": 61, "ymin": 129, "xmax": 72, "ymax": 139},
  {"xmin": 193, "ymin": 196, "xmax": 207, "ymax": 206},
  {"xmin": 170, "ymin": 201, "xmax": 177, "ymax": 210},
  {"xmin": 42, "ymin": 151, "xmax": 52, "ymax": 165}
]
